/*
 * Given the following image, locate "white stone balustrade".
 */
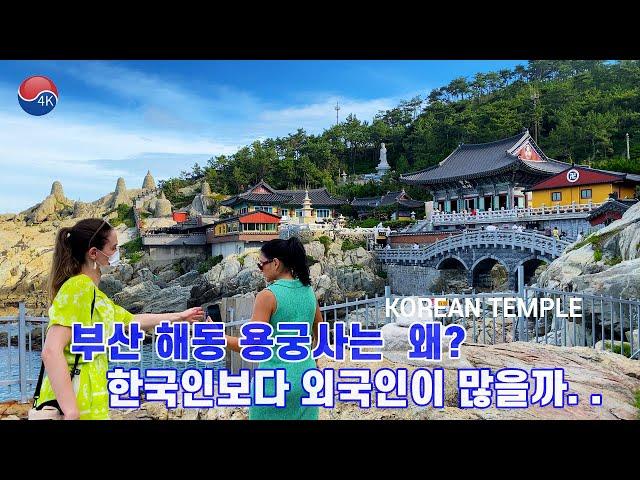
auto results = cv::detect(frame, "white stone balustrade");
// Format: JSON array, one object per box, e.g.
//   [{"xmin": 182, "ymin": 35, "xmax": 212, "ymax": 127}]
[
  {"xmin": 377, "ymin": 229, "xmax": 571, "ymax": 264},
  {"xmin": 430, "ymin": 202, "xmax": 603, "ymax": 226}
]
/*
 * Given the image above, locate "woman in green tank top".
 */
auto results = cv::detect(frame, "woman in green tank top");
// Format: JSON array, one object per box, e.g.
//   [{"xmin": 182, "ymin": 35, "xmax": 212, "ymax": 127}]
[{"xmin": 223, "ymin": 237, "xmax": 324, "ymax": 420}]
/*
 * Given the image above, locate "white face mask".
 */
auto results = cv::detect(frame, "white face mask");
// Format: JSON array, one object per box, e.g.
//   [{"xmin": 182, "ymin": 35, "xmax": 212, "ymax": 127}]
[{"xmin": 98, "ymin": 247, "xmax": 121, "ymax": 267}]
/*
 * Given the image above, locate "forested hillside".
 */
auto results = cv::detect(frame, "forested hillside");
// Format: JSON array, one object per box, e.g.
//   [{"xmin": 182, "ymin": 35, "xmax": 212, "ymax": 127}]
[{"xmin": 161, "ymin": 60, "xmax": 640, "ymax": 206}]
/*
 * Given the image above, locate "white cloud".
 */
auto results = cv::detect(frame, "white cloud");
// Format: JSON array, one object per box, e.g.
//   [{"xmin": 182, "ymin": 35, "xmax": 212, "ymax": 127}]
[
  {"xmin": 0, "ymin": 61, "xmax": 424, "ymax": 213},
  {"xmin": 258, "ymin": 96, "xmax": 398, "ymax": 133}
]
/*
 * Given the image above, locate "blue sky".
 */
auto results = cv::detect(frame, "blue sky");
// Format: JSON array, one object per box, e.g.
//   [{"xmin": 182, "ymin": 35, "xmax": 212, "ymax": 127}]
[{"xmin": 0, "ymin": 60, "xmax": 523, "ymax": 213}]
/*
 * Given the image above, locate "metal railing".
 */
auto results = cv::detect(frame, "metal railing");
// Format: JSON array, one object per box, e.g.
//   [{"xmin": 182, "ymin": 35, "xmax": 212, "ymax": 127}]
[
  {"xmin": 3, "ymin": 278, "xmax": 638, "ymax": 403},
  {"xmin": 377, "ymin": 229, "xmax": 571, "ymax": 264},
  {"xmin": 0, "ymin": 292, "xmax": 393, "ymax": 403},
  {"xmin": 278, "ymin": 223, "xmax": 388, "ymax": 241},
  {"xmin": 0, "ymin": 304, "xmax": 48, "ymax": 403}
]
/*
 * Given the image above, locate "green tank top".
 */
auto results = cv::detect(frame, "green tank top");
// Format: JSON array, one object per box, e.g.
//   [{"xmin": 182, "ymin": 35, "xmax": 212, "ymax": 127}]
[
  {"xmin": 267, "ymin": 279, "xmax": 316, "ymax": 331},
  {"xmin": 248, "ymin": 278, "xmax": 319, "ymax": 420},
  {"xmin": 263, "ymin": 278, "xmax": 317, "ymax": 364}
]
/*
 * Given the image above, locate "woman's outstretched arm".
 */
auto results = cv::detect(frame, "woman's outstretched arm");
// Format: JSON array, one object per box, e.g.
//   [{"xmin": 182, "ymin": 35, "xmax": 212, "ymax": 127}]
[
  {"xmin": 224, "ymin": 289, "xmax": 275, "ymax": 353},
  {"xmin": 133, "ymin": 307, "xmax": 204, "ymax": 330},
  {"xmin": 41, "ymin": 325, "xmax": 79, "ymax": 420}
]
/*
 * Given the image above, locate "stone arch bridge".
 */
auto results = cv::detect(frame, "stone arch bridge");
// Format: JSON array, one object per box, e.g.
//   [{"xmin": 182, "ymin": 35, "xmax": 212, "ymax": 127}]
[{"xmin": 377, "ymin": 230, "xmax": 571, "ymax": 290}]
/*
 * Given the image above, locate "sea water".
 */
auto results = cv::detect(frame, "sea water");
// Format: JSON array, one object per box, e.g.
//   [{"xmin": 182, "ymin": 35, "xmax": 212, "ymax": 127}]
[{"xmin": 0, "ymin": 344, "xmax": 226, "ymax": 402}]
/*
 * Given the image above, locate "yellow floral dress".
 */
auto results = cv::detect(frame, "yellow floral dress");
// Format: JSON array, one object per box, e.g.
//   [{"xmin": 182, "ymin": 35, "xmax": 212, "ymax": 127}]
[{"xmin": 36, "ymin": 274, "xmax": 134, "ymax": 420}]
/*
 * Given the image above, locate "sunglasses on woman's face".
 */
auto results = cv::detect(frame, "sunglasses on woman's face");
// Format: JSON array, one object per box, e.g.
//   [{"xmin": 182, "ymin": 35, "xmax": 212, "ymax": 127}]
[{"xmin": 257, "ymin": 258, "xmax": 275, "ymax": 271}]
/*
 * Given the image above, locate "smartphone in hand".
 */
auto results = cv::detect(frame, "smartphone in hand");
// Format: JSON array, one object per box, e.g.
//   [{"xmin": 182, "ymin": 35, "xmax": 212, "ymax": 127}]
[{"xmin": 206, "ymin": 303, "xmax": 222, "ymax": 323}]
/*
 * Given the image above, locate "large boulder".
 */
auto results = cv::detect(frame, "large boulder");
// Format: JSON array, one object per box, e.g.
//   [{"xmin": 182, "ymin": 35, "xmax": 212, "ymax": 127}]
[
  {"xmin": 203, "ymin": 257, "xmax": 241, "ymax": 285},
  {"xmin": 169, "ymin": 270, "xmax": 201, "ymax": 288},
  {"xmin": 317, "ymin": 341, "xmax": 640, "ymax": 420},
  {"xmin": 538, "ymin": 245, "xmax": 606, "ymax": 290},
  {"xmin": 109, "ymin": 263, "xmax": 134, "ymax": 283},
  {"xmin": 142, "ymin": 285, "xmax": 191, "ymax": 313},
  {"xmin": 235, "ymin": 268, "xmax": 266, "ymax": 293},
  {"xmin": 98, "ymin": 275, "xmax": 125, "ymax": 297},
  {"xmin": 304, "ymin": 241, "xmax": 325, "ymax": 262},
  {"xmin": 154, "ymin": 191, "xmax": 173, "ymax": 217},
  {"xmin": 540, "ymin": 201, "xmax": 640, "ymax": 293},
  {"xmin": 113, "ymin": 280, "xmax": 161, "ymax": 311},
  {"xmin": 129, "ymin": 267, "xmax": 157, "ymax": 287},
  {"xmin": 380, "ymin": 296, "xmax": 436, "ymax": 351}
]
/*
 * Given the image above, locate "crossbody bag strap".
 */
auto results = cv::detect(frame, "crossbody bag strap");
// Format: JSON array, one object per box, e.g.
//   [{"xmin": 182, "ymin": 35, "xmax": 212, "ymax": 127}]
[{"xmin": 33, "ymin": 286, "xmax": 97, "ymax": 406}]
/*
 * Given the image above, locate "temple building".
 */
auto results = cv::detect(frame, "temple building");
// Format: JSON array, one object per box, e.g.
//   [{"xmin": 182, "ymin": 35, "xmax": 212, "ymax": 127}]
[
  {"xmin": 586, "ymin": 198, "xmax": 638, "ymax": 227},
  {"xmin": 527, "ymin": 165, "xmax": 640, "ymax": 207},
  {"xmin": 220, "ymin": 180, "xmax": 347, "ymax": 223},
  {"xmin": 351, "ymin": 190, "xmax": 425, "ymax": 219},
  {"xmin": 206, "ymin": 210, "xmax": 281, "ymax": 256},
  {"xmin": 393, "ymin": 130, "xmax": 640, "ymax": 240},
  {"xmin": 400, "ymin": 130, "xmax": 570, "ymax": 213}
]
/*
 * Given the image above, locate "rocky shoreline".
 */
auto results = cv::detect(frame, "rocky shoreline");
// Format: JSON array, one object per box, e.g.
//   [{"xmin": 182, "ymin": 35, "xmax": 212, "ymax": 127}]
[{"xmin": 2, "ymin": 341, "xmax": 638, "ymax": 420}]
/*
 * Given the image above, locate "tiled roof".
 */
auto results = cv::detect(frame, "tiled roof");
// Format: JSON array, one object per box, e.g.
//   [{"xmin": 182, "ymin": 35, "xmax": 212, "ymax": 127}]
[
  {"xmin": 352, "ymin": 191, "xmax": 424, "ymax": 209},
  {"xmin": 400, "ymin": 131, "xmax": 570, "ymax": 185},
  {"xmin": 586, "ymin": 199, "xmax": 638, "ymax": 221},
  {"xmin": 276, "ymin": 188, "xmax": 347, "ymax": 206},
  {"xmin": 213, "ymin": 210, "xmax": 281, "ymax": 225},
  {"xmin": 528, "ymin": 166, "xmax": 625, "ymax": 191},
  {"xmin": 351, "ymin": 196, "xmax": 382, "ymax": 208},
  {"xmin": 397, "ymin": 198, "xmax": 425, "ymax": 209},
  {"xmin": 221, "ymin": 181, "xmax": 347, "ymax": 207}
]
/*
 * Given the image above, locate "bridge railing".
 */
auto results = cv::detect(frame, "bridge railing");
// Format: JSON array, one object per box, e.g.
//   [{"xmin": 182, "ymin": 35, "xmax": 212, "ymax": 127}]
[
  {"xmin": 430, "ymin": 202, "xmax": 604, "ymax": 225},
  {"xmin": 377, "ymin": 230, "xmax": 571, "ymax": 263}
]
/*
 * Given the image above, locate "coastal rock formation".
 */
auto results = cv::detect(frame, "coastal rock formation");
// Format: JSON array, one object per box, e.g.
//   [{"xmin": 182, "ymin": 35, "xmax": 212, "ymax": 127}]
[
  {"xmin": 319, "ymin": 342, "xmax": 640, "ymax": 420},
  {"xmin": 6, "ymin": 339, "xmax": 639, "ymax": 420},
  {"xmin": 110, "ymin": 177, "xmax": 131, "ymax": 209},
  {"xmin": 21, "ymin": 181, "xmax": 74, "ymax": 224},
  {"xmin": 534, "ymin": 203, "xmax": 640, "ymax": 344},
  {"xmin": 91, "ymin": 341, "xmax": 640, "ymax": 421},
  {"xmin": 154, "ymin": 191, "xmax": 173, "ymax": 217},
  {"xmin": 187, "ymin": 240, "xmax": 385, "ymax": 308},
  {"xmin": 180, "ymin": 182, "xmax": 219, "ymax": 217},
  {"xmin": 540, "ymin": 201, "xmax": 640, "ymax": 293},
  {"xmin": 111, "ymin": 278, "xmax": 191, "ymax": 314},
  {"xmin": 539, "ymin": 202, "xmax": 640, "ymax": 302},
  {"xmin": 72, "ymin": 201, "xmax": 94, "ymax": 219},
  {"xmin": 142, "ymin": 170, "xmax": 156, "ymax": 190},
  {"xmin": 202, "ymin": 181, "xmax": 211, "ymax": 197},
  {"xmin": 0, "ymin": 220, "xmax": 133, "ymax": 316}
]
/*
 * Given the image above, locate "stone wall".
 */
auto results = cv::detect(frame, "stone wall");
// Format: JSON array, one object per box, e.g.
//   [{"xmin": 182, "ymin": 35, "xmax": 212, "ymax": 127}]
[
  {"xmin": 389, "ymin": 232, "xmax": 454, "ymax": 245},
  {"xmin": 386, "ymin": 265, "xmax": 442, "ymax": 295},
  {"xmin": 146, "ymin": 245, "xmax": 208, "ymax": 268},
  {"xmin": 539, "ymin": 218, "xmax": 600, "ymax": 238}
]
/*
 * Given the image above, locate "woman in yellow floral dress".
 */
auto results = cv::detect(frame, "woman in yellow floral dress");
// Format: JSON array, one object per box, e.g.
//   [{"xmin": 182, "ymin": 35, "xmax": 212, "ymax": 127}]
[{"xmin": 37, "ymin": 218, "xmax": 203, "ymax": 420}]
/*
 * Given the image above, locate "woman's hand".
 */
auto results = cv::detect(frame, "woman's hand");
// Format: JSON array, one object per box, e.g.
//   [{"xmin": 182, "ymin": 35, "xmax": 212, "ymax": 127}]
[{"xmin": 177, "ymin": 307, "xmax": 204, "ymax": 323}]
